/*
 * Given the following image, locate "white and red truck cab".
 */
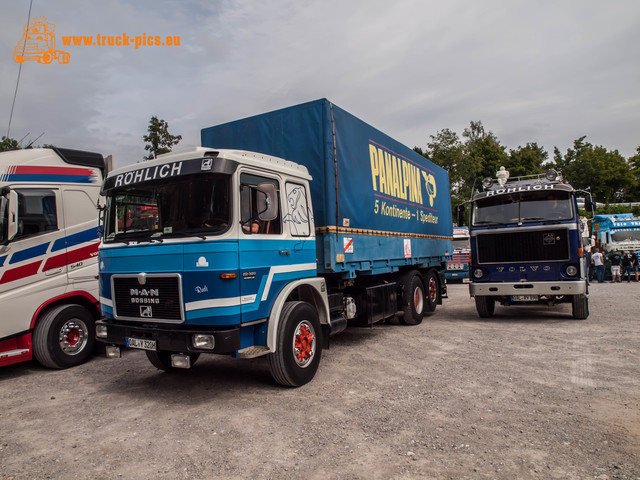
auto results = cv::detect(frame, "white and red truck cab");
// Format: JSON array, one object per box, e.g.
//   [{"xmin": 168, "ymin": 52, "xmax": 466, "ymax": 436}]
[{"xmin": 0, "ymin": 147, "xmax": 108, "ymax": 368}]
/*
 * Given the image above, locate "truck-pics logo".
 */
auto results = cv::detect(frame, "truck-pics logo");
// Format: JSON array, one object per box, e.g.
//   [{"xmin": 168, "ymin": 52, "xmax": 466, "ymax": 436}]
[{"xmin": 14, "ymin": 17, "xmax": 70, "ymax": 64}]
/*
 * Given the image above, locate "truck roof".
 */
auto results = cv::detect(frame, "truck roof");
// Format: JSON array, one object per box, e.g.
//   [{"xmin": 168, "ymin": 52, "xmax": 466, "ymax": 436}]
[
  {"xmin": 105, "ymin": 147, "xmax": 311, "ymax": 184},
  {"xmin": 0, "ymin": 147, "xmax": 105, "ymax": 184}
]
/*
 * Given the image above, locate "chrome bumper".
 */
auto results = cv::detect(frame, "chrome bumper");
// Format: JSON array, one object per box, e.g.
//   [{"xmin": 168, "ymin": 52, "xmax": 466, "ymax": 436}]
[{"xmin": 469, "ymin": 280, "xmax": 587, "ymax": 297}]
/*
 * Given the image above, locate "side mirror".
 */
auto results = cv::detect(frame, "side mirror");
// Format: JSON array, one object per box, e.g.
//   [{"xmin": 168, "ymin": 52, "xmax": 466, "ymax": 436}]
[
  {"xmin": 583, "ymin": 196, "xmax": 593, "ymax": 212},
  {"xmin": 456, "ymin": 204, "xmax": 466, "ymax": 227},
  {"xmin": 0, "ymin": 189, "xmax": 19, "ymax": 245},
  {"xmin": 256, "ymin": 183, "xmax": 278, "ymax": 221}
]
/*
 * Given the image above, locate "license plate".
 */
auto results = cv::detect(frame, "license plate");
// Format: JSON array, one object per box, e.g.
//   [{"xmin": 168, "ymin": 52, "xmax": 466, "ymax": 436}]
[
  {"xmin": 511, "ymin": 295, "xmax": 538, "ymax": 302},
  {"xmin": 126, "ymin": 337, "xmax": 157, "ymax": 351},
  {"xmin": 448, "ymin": 264, "xmax": 464, "ymax": 270}
]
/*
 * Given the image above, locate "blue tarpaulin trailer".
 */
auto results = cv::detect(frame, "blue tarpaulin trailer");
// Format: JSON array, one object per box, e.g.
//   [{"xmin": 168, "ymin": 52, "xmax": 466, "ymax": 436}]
[{"xmin": 201, "ymin": 98, "xmax": 453, "ymax": 277}]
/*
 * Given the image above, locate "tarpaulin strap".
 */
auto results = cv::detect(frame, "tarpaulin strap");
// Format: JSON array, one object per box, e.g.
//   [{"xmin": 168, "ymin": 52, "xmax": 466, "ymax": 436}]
[{"xmin": 329, "ymin": 101, "xmax": 339, "ymax": 228}]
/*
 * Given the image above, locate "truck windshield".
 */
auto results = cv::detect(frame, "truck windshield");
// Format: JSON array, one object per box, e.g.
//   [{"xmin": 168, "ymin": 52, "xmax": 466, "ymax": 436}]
[
  {"xmin": 472, "ymin": 190, "xmax": 573, "ymax": 226},
  {"xmin": 104, "ymin": 173, "xmax": 231, "ymax": 242},
  {"xmin": 611, "ymin": 231, "xmax": 640, "ymax": 243},
  {"xmin": 453, "ymin": 238, "xmax": 470, "ymax": 250}
]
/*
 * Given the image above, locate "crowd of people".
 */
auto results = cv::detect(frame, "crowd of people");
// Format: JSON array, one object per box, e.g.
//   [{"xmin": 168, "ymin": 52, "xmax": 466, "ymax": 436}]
[{"xmin": 588, "ymin": 248, "xmax": 639, "ymax": 283}]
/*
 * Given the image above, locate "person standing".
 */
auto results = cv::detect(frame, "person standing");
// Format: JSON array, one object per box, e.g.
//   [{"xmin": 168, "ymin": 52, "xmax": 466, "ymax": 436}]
[
  {"xmin": 621, "ymin": 251, "xmax": 632, "ymax": 283},
  {"xmin": 631, "ymin": 251, "xmax": 639, "ymax": 282},
  {"xmin": 609, "ymin": 250, "xmax": 622, "ymax": 282},
  {"xmin": 592, "ymin": 248, "xmax": 605, "ymax": 283}
]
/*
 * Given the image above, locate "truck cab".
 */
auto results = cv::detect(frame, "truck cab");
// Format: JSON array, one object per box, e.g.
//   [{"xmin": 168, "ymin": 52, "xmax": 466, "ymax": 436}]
[
  {"xmin": 445, "ymin": 226, "xmax": 470, "ymax": 282},
  {"xmin": 467, "ymin": 168, "xmax": 589, "ymax": 319},
  {"xmin": 0, "ymin": 148, "xmax": 106, "ymax": 367}
]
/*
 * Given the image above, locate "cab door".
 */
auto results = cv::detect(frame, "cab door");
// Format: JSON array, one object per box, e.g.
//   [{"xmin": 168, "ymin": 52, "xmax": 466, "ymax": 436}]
[
  {"xmin": 0, "ymin": 187, "xmax": 64, "ymax": 338},
  {"xmin": 237, "ymin": 171, "xmax": 287, "ymax": 323}
]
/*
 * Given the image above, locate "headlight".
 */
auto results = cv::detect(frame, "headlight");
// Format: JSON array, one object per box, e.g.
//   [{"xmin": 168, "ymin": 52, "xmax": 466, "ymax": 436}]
[
  {"xmin": 96, "ymin": 324, "xmax": 108, "ymax": 338},
  {"xmin": 566, "ymin": 265, "xmax": 578, "ymax": 276},
  {"xmin": 473, "ymin": 268, "xmax": 485, "ymax": 279},
  {"xmin": 192, "ymin": 334, "xmax": 215, "ymax": 350}
]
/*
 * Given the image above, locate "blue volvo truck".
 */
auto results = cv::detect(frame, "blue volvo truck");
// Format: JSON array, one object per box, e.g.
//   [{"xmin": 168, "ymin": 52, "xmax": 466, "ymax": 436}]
[
  {"xmin": 465, "ymin": 167, "xmax": 591, "ymax": 319},
  {"xmin": 96, "ymin": 99, "xmax": 452, "ymax": 386}
]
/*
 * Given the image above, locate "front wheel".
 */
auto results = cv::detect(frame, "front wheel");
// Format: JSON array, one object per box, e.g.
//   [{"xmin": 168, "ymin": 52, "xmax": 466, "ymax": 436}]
[
  {"xmin": 33, "ymin": 304, "xmax": 95, "ymax": 368},
  {"xmin": 475, "ymin": 296, "xmax": 495, "ymax": 318},
  {"xmin": 571, "ymin": 294, "xmax": 589, "ymax": 320},
  {"xmin": 268, "ymin": 301, "xmax": 322, "ymax": 387}
]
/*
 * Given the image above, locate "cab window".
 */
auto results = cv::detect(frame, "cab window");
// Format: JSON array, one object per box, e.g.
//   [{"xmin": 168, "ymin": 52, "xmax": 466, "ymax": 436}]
[
  {"xmin": 14, "ymin": 189, "xmax": 58, "ymax": 239},
  {"xmin": 240, "ymin": 173, "xmax": 281, "ymax": 235}
]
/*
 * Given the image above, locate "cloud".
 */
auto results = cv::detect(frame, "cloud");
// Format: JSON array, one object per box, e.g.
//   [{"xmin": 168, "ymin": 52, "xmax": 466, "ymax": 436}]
[{"xmin": 1, "ymin": 0, "xmax": 639, "ymax": 169}]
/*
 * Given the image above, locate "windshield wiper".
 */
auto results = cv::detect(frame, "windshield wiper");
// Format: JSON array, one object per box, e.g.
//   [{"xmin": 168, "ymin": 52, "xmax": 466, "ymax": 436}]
[
  {"xmin": 162, "ymin": 230, "xmax": 206, "ymax": 240},
  {"xmin": 473, "ymin": 221, "xmax": 500, "ymax": 225}
]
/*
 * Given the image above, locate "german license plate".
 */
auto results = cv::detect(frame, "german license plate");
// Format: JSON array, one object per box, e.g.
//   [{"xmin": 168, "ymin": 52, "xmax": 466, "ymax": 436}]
[
  {"xmin": 511, "ymin": 295, "xmax": 538, "ymax": 302},
  {"xmin": 126, "ymin": 337, "xmax": 156, "ymax": 351}
]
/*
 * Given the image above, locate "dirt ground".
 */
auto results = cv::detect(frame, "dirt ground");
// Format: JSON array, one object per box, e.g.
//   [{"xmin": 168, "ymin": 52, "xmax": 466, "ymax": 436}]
[{"xmin": 1, "ymin": 281, "xmax": 639, "ymax": 480}]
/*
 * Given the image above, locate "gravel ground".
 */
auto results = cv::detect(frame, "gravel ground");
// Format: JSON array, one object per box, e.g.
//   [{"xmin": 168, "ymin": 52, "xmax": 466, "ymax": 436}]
[{"xmin": 1, "ymin": 281, "xmax": 639, "ymax": 480}]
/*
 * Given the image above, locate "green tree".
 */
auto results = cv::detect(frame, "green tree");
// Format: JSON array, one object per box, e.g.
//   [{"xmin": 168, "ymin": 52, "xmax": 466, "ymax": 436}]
[
  {"xmin": 462, "ymin": 121, "xmax": 509, "ymax": 182},
  {"xmin": 627, "ymin": 146, "xmax": 640, "ymax": 200},
  {"xmin": 0, "ymin": 136, "xmax": 19, "ymax": 152},
  {"xmin": 507, "ymin": 143, "xmax": 548, "ymax": 178},
  {"xmin": 556, "ymin": 137, "xmax": 634, "ymax": 204},
  {"xmin": 143, "ymin": 116, "xmax": 182, "ymax": 160}
]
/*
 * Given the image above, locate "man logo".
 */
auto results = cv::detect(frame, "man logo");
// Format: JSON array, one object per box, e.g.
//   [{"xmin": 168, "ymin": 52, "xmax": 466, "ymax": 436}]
[
  {"xmin": 201, "ymin": 158, "xmax": 213, "ymax": 171},
  {"xmin": 140, "ymin": 306, "xmax": 153, "ymax": 317}
]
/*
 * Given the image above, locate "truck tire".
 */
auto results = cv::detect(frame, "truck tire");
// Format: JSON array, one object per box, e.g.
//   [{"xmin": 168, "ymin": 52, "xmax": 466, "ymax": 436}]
[
  {"xmin": 268, "ymin": 301, "xmax": 322, "ymax": 387},
  {"xmin": 399, "ymin": 271, "xmax": 425, "ymax": 325},
  {"xmin": 424, "ymin": 270, "xmax": 439, "ymax": 314},
  {"xmin": 475, "ymin": 296, "xmax": 495, "ymax": 318},
  {"xmin": 571, "ymin": 294, "xmax": 589, "ymax": 320},
  {"xmin": 32, "ymin": 304, "xmax": 95, "ymax": 369},
  {"xmin": 145, "ymin": 350, "xmax": 200, "ymax": 371}
]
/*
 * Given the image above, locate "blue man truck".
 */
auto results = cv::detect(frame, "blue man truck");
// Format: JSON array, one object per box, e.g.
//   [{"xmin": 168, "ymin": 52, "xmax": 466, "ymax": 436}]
[
  {"xmin": 465, "ymin": 167, "xmax": 590, "ymax": 319},
  {"xmin": 96, "ymin": 99, "xmax": 452, "ymax": 386}
]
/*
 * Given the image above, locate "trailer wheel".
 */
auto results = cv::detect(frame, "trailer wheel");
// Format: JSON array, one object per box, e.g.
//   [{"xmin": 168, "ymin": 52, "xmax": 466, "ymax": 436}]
[
  {"xmin": 475, "ymin": 296, "xmax": 495, "ymax": 318},
  {"xmin": 268, "ymin": 301, "xmax": 322, "ymax": 387},
  {"xmin": 571, "ymin": 294, "xmax": 589, "ymax": 320},
  {"xmin": 424, "ymin": 270, "xmax": 439, "ymax": 314},
  {"xmin": 399, "ymin": 272, "xmax": 425, "ymax": 325},
  {"xmin": 145, "ymin": 350, "xmax": 200, "ymax": 371},
  {"xmin": 33, "ymin": 304, "xmax": 95, "ymax": 369}
]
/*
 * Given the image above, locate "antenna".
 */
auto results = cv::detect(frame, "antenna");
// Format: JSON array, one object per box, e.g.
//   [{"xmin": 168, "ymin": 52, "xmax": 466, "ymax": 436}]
[
  {"xmin": 25, "ymin": 132, "xmax": 45, "ymax": 148},
  {"xmin": 7, "ymin": 0, "xmax": 34, "ymax": 139},
  {"xmin": 18, "ymin": 132, "xmax": 30, "ymax": 146}
]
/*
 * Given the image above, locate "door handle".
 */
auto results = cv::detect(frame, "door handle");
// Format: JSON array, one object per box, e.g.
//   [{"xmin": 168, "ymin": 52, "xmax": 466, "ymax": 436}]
[
  {"xmin": 279, "ymin": 250, "xmax": 290, "ymax": 256},
  {"xmin": 45, "ymin": 267, "xmax": 63, "ymax": 276}
]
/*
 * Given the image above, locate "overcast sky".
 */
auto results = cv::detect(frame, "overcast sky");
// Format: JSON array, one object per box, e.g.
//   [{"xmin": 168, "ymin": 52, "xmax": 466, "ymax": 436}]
[{"xmin": 2, "ymin": 0, "xmax": 639, "ymax": 169}]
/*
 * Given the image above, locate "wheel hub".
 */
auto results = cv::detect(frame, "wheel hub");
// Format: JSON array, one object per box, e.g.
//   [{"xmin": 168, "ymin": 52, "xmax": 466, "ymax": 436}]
[
  {"xmin": 59, "ymin": 320, "xmax": 88, "ymax": 355},
  {"xmin": 293, "ymin": 322, "xmax": 315, "ymax": 367},
  {"xmin": 428, "ymin": 278, "xmax": 437, "ymax": 302}
]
